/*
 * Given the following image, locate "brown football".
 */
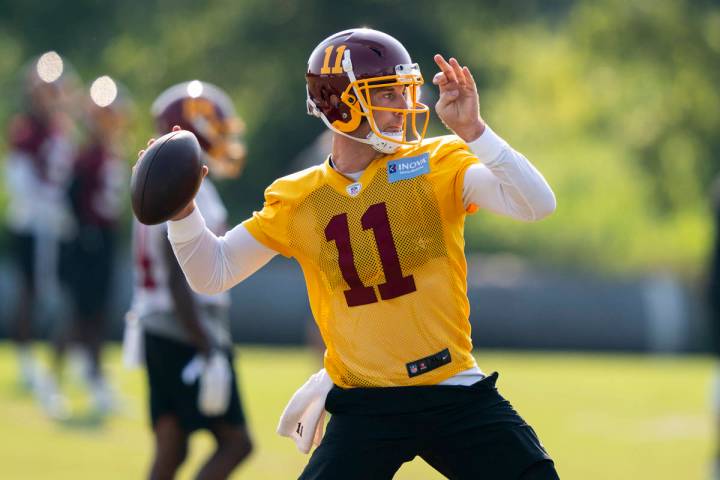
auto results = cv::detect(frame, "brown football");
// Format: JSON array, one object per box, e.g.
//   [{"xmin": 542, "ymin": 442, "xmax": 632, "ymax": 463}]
[{"xmin": 130, "ymin": 130, "xmax": 202, "ymax": 225}]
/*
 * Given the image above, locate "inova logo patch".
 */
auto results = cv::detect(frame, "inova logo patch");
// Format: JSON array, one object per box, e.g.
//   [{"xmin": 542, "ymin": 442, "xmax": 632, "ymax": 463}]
[{"xmin": 387, "ymin": 153, "xmax": 430, "ymax": 183}]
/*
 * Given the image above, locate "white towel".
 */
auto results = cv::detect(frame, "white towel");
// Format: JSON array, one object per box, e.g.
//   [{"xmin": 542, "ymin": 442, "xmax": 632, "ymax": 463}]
[
  {"xmin": 181, "ymin": 351, "xmax": 232, "ymax": 416},
  {"xmin": 198, "ymin": 352, "xmax": 232, "ymax": 416},
  {"xmin": 277, "ymin": 368, "xmax": 333, "ymax": 454},
  {"xmin": 122, "ymin": 311, "xmax": 144, "ymax": 369}
]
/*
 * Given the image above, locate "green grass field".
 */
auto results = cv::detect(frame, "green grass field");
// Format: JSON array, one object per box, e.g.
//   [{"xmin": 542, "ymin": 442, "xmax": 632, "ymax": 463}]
[{"xmin": 0, "ymin": 343, "xmax": 714, "ymax": 479}]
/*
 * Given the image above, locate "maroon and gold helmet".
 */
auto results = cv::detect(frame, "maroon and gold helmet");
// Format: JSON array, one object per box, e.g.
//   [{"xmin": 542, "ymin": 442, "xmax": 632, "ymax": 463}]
[
  {"xmin": 151, "ymin": 80, "xmax": 246, "ymax": 178},
  {"xmin": 306, "ymin": 28, "xmax": 429, "ymax": 154}
]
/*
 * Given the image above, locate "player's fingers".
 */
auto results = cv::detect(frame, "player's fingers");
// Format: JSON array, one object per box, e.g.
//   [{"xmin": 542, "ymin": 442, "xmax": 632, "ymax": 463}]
[
  {"xmin": 438, "ymin": 90, "xmax": 460, "ymax": 106},
  {"xmin": 138, "ymin": 149, "xmax": 145, "ymax": 158},
  {"xmin": 147, "ymin": 138, "xmax": 155, "ymax": 147},
  {"xmin": 433, "ymin": 53, "xmax": 451, "ymax": 71},
  {"xmin": 432, "ymin": 71, "xmax": 448, "ymax": 86},
  {"xmin": 201, "ymin": 165, "xmax": 209, "ymax": 179},
  {"xmin": 435, "ymin": 90, "xmax": 459, "ymax": 115},
  {"xmin": 172, "ymin": 125, "xmax": 182, "ymax": 132},
  {"xmin": 462, "ymin": 66, "xmax": 478, "ymax": 92},
  {"xmin": 433, "ymin": 54, "xmax": 458, "ymax": 85},
  {"xmin": 449, "ymin": 58, "xmax": 466, "ymax": 88}
]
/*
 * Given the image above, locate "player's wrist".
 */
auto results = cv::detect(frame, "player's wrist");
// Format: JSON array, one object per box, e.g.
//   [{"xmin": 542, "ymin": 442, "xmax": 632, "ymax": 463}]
[
  {"xmin": 466, "ymin": 124, "xmax": 507, "ymax": 162},
  {"xmin": 170, "ymin": 201, "xmax": 196, "ymax": 222},
  {"xmin": 455, "ymin": 119, "xmax": 486, "ymax": 143}
]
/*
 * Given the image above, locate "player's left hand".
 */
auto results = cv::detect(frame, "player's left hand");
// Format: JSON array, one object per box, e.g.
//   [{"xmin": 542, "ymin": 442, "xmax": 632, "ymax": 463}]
[{"xmin": 432, "ymin": 55, "xmax": 486, "ymax": 142}]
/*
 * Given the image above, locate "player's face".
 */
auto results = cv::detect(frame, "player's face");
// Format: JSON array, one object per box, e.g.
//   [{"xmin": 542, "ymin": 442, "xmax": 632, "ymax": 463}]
[
  {"xmin": 90, "ymin": 106, "xmax": 126, "ymax": 142},
  {"xmin": 29, "ymin": 83, "xmax": 61, "ymax": 117},
  {"xmin": 369, "ymin": 85, "xmax": 409, "ymax": 133}
]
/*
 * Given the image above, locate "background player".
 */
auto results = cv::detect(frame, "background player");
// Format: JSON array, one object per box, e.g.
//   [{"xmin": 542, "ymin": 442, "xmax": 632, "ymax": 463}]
[
  {"xmin": 154, "ymin": 28, "xmax": 557, "ymax": 479},
  {"xmin": 59, "ymin": 75, "xmax": 130, "ymax": 417},
  {"xmin": 4, "ymin": 51, "xmax": 78, "ymax": 416},
  {"xmin": 130, "ymin": 81, "xmax": 252, "ymax": 479}
]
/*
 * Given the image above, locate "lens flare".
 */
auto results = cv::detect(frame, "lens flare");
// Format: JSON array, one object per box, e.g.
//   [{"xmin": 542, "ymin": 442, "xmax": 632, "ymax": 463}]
[
  {"xmin": 90, "ymin": 76, "xmax": 118, "ymax": 107},
  {"xmin": 36, "ymin": 51, "xmax": 64, "ymax": 83},
  {"xmin": 187, "ymin": 80, "xmax": 203, "ymax": 98}
]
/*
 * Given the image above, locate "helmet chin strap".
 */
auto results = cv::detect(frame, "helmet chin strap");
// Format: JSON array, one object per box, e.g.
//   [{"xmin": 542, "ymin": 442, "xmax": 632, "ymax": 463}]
[{"xmin": 365, "ymin": 130, "xmax": 402, "ymax": 154}]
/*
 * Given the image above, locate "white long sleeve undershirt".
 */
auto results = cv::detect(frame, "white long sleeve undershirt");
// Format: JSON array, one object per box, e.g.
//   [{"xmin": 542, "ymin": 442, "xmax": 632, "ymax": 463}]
[
  {"xmin": 463, "ymin": 126, "xmax": 556, "ymax": 222},
  {"xmin": 168, "ymin": 126, "xmax": 555, "ymax": 296}
]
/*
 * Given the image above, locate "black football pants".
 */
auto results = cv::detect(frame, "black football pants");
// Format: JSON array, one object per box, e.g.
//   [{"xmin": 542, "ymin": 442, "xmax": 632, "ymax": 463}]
[{"xmin": 299, "ymin": 372, "xmax": 558, "ymax": 480}]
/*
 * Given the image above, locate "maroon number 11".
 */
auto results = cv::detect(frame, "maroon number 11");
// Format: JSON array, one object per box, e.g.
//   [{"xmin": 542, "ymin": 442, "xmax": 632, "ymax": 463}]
[{"xmin": 325, "ymin": 202, "xmax": 416, "ymax": 307}]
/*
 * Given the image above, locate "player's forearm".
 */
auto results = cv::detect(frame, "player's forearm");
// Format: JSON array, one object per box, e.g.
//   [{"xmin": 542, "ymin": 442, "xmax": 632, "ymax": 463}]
[
  {"xmin": 464, "ymin": 126, "xmax": 556, "ymax": 221},
  {"xmin": 167, "ymin": 208, "xmax": 277, "ymax": 294},
  {"xmin": 164, "ymin": 241, "xmax": 212, "ymax": 354}
]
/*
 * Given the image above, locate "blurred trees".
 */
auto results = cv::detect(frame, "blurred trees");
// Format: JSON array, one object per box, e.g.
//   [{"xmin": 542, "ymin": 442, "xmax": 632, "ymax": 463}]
[{"xmin": 0, "ymin": 0, "xmax": 718, "ymax": 274}]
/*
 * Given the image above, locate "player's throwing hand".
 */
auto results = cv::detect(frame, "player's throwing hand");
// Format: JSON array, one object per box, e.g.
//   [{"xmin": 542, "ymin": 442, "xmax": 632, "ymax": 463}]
[{"xmin": 432, "ymin": 54, "xmax": 486, "ymax": 142}]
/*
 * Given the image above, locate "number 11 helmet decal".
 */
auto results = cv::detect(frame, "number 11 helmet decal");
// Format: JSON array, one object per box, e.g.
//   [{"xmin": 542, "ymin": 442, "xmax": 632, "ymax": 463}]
[{"xmin": 306, "ymin": 28, "xmax": 430, "ymax": 154}]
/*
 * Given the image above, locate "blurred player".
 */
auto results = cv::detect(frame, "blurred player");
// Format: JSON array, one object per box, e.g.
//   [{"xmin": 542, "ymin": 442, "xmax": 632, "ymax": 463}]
[
  {"xmin": 130, "ymin": 81, "xmax": 252, "ymax": 479},
  {"xmin": 4, "ymin": 51, "xmax": 77, "ymax": 410},
  {"xmin": 160, "ymin": 28, "xmax": 558, "ymax": 479},
  {"xmin": 60, "ymin": 75, "xmax": 130, "ymax": 416}
]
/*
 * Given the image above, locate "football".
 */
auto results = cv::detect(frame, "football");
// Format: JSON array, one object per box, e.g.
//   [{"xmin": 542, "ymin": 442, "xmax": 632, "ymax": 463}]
[{"xmin": 130, "ymin": 130, "xmax": 203, "ymax": 225}]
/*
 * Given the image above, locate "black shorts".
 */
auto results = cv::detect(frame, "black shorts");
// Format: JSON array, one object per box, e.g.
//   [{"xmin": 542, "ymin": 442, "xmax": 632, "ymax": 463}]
[
  {"xmin": 61, "ymin": 226, "xmax": 116, "ymax": 317},
  {"xmin": 9, "ymin": 231, "xmax": 36, "ymax": 289},
  {"xmin": 143, "ymin": 332, "xmax": 246, "ymax": 433},
  {"xmin": 300, "ymin": 373, "xmax": 553, "ymax": 480}
]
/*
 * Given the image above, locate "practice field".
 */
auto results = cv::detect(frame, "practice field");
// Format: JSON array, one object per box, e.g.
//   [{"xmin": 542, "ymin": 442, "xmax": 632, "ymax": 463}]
[{"xmin": 0, "ymin": 344, "xmax": 713, "ymax": 479}]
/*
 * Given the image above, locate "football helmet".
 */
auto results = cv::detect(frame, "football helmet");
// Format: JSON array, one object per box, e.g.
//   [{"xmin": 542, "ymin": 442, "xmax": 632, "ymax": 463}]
[
  {"xmin": 151, "ymin": 80, "xmax": 246, "ymax": 178},
  {"xmin": 306, "ymin": 28, "xmax": 429, "ymax": 154}
]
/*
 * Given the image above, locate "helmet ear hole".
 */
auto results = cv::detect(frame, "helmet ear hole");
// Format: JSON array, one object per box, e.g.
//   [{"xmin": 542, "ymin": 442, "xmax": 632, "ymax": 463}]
[{"xmin": 330, "ymin": 94, "xmax": 341, "ymax": 108}]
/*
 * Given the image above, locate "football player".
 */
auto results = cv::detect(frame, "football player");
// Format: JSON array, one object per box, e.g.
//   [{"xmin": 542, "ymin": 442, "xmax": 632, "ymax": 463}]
[
  {"xmin": 61, "ymin": 75, "xmax": 130, "ymax": 416},
  {"xmin": 158, "ymin": 29, "xmax": 558, "ymax": 479},
  {"xmin": 130, "ymin": 81, "xmax": 252, "ymax": 479},
  {"xmin": 4, "ymin": 51, "xmax": 77, "ymax": 412}
]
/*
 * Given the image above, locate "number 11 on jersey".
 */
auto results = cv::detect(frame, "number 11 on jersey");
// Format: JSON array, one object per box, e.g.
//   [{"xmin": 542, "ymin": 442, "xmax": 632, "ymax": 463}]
[{"xmin": 325, "ymin": 202, "xmax": 416, "ymax": 307}]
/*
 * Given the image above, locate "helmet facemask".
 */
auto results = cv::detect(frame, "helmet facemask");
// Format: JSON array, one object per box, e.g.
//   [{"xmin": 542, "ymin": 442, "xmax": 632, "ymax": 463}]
[
  {"xmin": 344, "ymin": 58, "xmax": 429, "ymax": 152},
  {"xmin": 181, "ymin": 96, "xmax": 247, "ymax": 178}
]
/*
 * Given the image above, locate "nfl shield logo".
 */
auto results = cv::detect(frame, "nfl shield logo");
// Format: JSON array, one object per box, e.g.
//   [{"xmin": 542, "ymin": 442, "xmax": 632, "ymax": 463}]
[
  {"xmin": 346, "ymin": 182, "xmax": 362, "ymax": 197},
  {"xmin": 409, "ymin": 364, "xmax": 418, "ymax": 374}
]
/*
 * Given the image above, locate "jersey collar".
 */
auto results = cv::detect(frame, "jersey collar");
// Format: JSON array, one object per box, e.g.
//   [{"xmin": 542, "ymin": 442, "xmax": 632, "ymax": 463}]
[{"xmin": 322, "ymin": 146, "xmax": 416, "ymax": 197}]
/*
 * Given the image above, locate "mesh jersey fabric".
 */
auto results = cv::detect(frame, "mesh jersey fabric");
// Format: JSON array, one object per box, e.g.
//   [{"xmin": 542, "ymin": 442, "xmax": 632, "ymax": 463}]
[{"xmin": 243, "ymin": 135, "xmax": 480, "ymax": 387}]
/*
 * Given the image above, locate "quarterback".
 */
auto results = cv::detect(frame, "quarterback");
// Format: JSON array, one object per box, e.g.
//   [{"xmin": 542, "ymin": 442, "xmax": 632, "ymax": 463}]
[{"xmin": 163, "ymin": 29, "xmax": 558, "ymax": 479}]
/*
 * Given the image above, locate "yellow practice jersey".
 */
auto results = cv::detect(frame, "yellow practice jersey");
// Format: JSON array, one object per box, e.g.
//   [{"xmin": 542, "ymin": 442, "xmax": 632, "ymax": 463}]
[{"xmin": 243, "ymin": 135, "xmax": 480, "ymax": 387}]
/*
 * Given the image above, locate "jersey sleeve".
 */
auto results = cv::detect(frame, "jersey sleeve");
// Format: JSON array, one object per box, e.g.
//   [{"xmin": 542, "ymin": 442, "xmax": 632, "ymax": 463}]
[
  {"xmin": 428, "ymin": 136, "xmax": 480, "ymax": 217},
  {"xmin": 242, "ymin": 181, "xmax": 294, "ymax": 258}
]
